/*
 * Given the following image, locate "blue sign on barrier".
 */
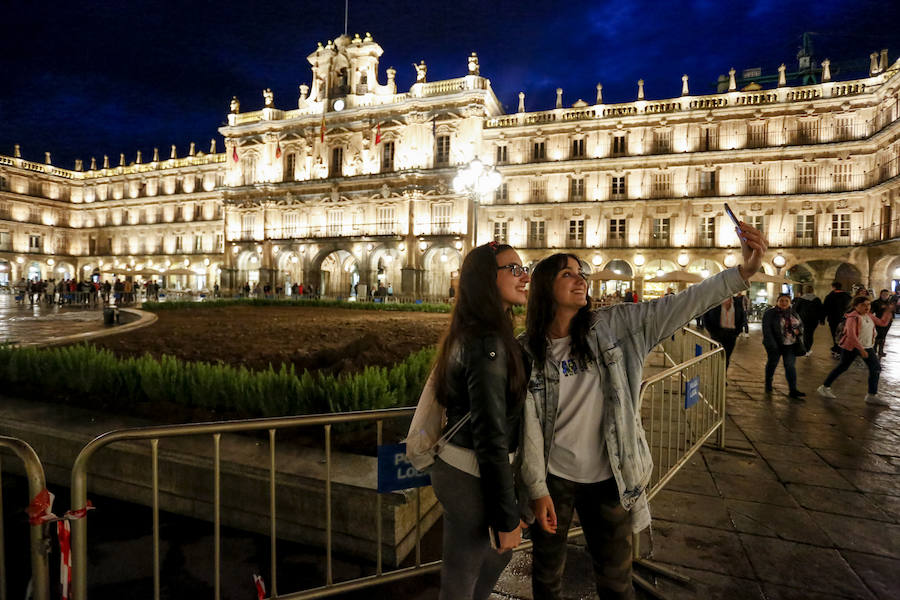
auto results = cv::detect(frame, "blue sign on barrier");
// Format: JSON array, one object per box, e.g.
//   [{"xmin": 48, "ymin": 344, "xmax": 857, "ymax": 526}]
[
  {"xmin": 377, "ymin": 443, "xmax": 431, "ymax": 493},
  {"xmin": 685, "ymin": 376, "xmax": 700, "ymax": 409},
  {"xmin": 695, "ymin": 344, "xmax": 703, "ymax": 357}
]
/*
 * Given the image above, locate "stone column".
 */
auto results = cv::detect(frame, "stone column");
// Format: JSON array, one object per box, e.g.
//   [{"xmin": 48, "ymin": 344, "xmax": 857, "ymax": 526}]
[
  {"xmin": 518, "ymin": 92, "xmax": 525, "ymax": 113},
  {"xmin": 637, "ymin": 79, "xmax": 645, "ymax": 100},
  {"xmin": 595, "ymin": 83, "xmax": 603, "ymax": 104},
  {"xmin": 555, "ymin": 88, "xmax": 563, "ymax": 109},
  {"xmin": 681, "ymin": 74, "xmax": 689, "ymax": 96},
  {"xmin": 870, "ymin": 52, "xmax": 880, "ymax": 75},
  {"xmin": 777, "ymin": 64, "xmax": 787, "ymax": 86},
  {"xmin": 728, "ymin": 68, "xmax": 737, "ymax": 91},
  {"xmin": 821, "ymin": 59, "xmax": 831, "ymax": 82}
]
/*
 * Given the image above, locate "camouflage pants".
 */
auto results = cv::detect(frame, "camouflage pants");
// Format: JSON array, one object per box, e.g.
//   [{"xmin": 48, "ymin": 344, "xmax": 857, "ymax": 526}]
[{"xmin": 530, "ymin": 475, "xmax": 634, "ymax": 600}]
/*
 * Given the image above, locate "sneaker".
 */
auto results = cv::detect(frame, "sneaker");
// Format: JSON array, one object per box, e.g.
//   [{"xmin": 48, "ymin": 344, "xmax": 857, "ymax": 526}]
[
  {"xmin": 865, "ymin": 394, "xmax": 890, "ymax": 406},
  {"xmin": 817, "ymin": 385, "xmax": 837, "ymax": 399},
  {"xmin": 789, "ymin": 389, "xmax": 806, "ymax": 399},
  {"xmin": 831, "ymin": 351, "xmax": 841, "ymax": 360},
  {"xmin": 805, "ymin": 351, "xmax": 813, "ymax": 357}
]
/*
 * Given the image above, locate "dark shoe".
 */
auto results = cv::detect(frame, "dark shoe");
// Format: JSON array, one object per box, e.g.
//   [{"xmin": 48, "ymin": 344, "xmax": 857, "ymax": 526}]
[
  {"xmin": 789, "ymin": 389, "xmax": 806, "ymax": 399},
  {"xmin": 764, "ymin": 383, "xmax": 773, "ymax": 393}
]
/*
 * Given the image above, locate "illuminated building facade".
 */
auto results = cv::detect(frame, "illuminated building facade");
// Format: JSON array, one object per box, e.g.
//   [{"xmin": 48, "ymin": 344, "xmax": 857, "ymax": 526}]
[{"xmin": 1, "ymin": 35, "xmax": 899, "ymax": 299}]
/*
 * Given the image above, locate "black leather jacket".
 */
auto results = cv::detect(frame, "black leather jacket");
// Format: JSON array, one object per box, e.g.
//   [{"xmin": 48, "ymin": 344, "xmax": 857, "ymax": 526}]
[{"xmin": 443, "ymin": 333, "xmax": 522, "ymax": 532}]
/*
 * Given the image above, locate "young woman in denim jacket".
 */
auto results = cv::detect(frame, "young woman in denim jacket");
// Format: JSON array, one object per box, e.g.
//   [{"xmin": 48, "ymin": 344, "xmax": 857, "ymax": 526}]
[
  {"xmin": 519, "ymin": 223, "xmax": 766, "ymax": 600},
  {"xmin": 430, "ymin": 242, "xmax": 531, "ymax": 600}
]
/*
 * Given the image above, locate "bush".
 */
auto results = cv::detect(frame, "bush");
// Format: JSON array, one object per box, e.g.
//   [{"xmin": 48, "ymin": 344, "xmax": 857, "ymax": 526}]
[{"xmin": 0, "ymin": 344, "xmax": 436, "ymax": 417}]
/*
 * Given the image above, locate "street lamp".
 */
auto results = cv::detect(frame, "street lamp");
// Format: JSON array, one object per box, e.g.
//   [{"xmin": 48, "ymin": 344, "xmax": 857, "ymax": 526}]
[{"xmin": 453, "ymin": 159, "xmax": 502, "ymax": 247}]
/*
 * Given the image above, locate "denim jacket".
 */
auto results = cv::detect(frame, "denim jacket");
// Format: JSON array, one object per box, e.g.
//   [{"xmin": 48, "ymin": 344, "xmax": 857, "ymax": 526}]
[{"xmin": 518, "ymin": 267, "xmax": 749, "ymax": 532}]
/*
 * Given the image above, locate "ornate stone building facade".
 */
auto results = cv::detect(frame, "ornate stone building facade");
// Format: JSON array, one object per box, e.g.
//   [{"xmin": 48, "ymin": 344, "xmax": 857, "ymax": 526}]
[{"xmin": 1, "ymin": 34, "xmax": 899, "ymax": 300}]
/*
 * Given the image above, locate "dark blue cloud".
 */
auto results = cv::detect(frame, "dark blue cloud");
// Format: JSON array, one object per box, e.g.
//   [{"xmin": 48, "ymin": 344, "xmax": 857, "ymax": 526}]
[{"xmin": 1, "ymin": 0, "xmax": 897, "ymax": 167}]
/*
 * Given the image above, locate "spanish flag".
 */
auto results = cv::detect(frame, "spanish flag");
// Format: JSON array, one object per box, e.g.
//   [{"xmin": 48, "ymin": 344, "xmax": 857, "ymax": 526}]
[
  {"xmin": 320, "ymin": 114, "xmax": 326, "ymax": 143},
  {"xmin": 275, "ymin": 141, "xmax": 282, "ymax": 159},
  {"xmin": 232, "ymin": 145, "xmax": 238, "ymax": 163}
]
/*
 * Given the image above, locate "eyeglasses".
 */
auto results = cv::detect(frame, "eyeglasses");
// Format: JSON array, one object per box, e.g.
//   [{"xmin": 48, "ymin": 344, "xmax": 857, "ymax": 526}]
[{"xmin": 497, "ymin": 263, "xmax": 529, "ymax": 277}]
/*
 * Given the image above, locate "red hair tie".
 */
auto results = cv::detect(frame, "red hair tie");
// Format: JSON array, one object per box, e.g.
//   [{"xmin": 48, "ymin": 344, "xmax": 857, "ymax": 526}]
[{"xmin": 487, "ymin": 241, "xmax": 499, "ymax": 252}]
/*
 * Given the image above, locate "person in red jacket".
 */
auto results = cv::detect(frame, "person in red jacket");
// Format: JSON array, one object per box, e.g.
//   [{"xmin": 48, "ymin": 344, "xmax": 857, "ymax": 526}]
[{"xmin": 818, "ymin": 296, "xmax": 893, "ymax": 405}]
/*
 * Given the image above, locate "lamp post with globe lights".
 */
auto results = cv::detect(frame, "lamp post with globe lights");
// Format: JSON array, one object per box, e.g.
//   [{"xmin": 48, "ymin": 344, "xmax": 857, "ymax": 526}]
[{"xmin": 453, "ymin": 159, "xmax": 502, "ymax": 249}]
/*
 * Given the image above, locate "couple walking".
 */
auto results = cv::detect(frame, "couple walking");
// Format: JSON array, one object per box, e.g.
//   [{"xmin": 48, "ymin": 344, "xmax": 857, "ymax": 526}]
[{"xmin": 428, "ymin": 222, "xmax": 767, "ymax": 599}]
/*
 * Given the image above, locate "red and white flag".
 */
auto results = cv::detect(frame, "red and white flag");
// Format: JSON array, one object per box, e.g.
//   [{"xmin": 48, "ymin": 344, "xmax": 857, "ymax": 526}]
[
  {"xmin": 232, "ymin": 145, "xmax": 239, "ymax": 163},
  {"xmin": 275, "ymin": 142, "xmax": 282, "ymax": 159},
  {"xmin": 375, "ymin": 122, "xmax": 382, "ymax": 145},
  {"xmin": 58, "ymin": 520, "xmax": 72, "ymax": 600},
  {"xmin": 252, "ymin": 574, "xmax": 266, "ymax": 600},
  {"xmin": 320, "ymin": 114, "xmax": 326, "ymax": 143}
]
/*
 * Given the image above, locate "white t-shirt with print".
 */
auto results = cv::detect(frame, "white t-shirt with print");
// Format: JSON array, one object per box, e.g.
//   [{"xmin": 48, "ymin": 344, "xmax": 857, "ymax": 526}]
[{"xmin": 547, "ymin": 336, "xmax": 613, "ymax": 483}]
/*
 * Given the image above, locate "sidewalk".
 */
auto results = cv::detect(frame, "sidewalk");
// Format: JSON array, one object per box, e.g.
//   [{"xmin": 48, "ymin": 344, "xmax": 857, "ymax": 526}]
[{"xmin": 495, "ymin": 323, "xmax": 900, "ymax": 600}]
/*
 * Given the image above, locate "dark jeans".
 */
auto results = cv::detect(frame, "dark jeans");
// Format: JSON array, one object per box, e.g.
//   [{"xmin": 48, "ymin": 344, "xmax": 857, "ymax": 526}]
[
  {"xmin": 430, "ymin": 458, "xmax": 512, "ymax": 600},
  {"xmin": 801, "ymin": 320, "xmax": 819, "ymax": 353},
  {"xmin": 710, "ymin": 329, "xmax": 739, "ymax": 368},
  {"xmin": 531, "ymin": 475, "xmax": 634, "ymax": 600},
  {"xmin": 874, "ymin": 325, "xmax": 891, "ymax": 355},
  {"xmin": 828, "ymin": 318, "xmax": 841, "ymax": 353},
  {"xmin": 824, "ymin": 348, "xmax": 881, "ymax": 394},
  {"xmin": 765, "ymin": 346, "xmax": 798, "ymax": 391}
]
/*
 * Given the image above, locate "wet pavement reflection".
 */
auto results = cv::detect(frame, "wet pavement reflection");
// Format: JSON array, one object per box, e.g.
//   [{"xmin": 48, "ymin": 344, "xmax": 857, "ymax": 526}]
[{"xmin": 0, "ymin": 292, "xmax": 105, "ymax": 345}]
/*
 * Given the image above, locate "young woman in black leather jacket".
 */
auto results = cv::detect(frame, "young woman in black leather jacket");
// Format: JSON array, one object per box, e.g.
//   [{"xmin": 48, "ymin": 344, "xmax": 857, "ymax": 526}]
[{"xmin": 430, "ymin": 242, "xmax": 530, "ymax": 600}]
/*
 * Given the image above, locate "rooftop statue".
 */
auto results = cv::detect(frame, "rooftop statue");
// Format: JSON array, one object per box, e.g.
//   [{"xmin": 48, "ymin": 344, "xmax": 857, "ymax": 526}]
[
  {"xmin": 230, "ymin": 96, "xmax": 240, "ymax": 114},
  {"xmin": 414, "ymin": 60, "xmax": 427, "ymax": 83},
  {"xmin": 263, "ymin": 88, "xmax": 274, "ymax": 108},
  {"xmin": 468, "ymin": 52, "xmax": 479, "ymax": 76}
]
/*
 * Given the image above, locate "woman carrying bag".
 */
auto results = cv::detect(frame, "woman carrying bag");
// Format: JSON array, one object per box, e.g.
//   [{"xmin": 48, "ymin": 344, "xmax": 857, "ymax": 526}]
[
  {"xmin": 762, "ymin": 293, "xmax": 806, "ymax": 399},
  {"xmin": 429, "ymin": 242, "xmax": 530, "ymax": 600}
]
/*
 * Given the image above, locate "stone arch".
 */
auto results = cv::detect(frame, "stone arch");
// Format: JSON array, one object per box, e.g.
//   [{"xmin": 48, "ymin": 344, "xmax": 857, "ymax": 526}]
[
  {"xmin": 54, "ymin": 261, "xmax": 76, "ymax": 281},
  {"xmin": 0, "ymin": 258, "xmax": 11, "ymax": 287},
  {"xmin": 871, "ymin": 254, "xmax": 900, "ymax": 292},
  {"xmin": 26, "ymin": 261, "xmax": 42, "ymax": 281},
  {"xmin": 833, "ymin": 263, "xmax": 863, "ymax": 291},
  {"xmin": 686, "ymin": 258, "xmax": 724, "ymax": 278},
  {"xmin": 319, "ymin": 249, "xmax": 359, "ymax": 298},
  {"xmin": 422, "ymin": 244, "xmax": 462, "ymax": 299},
  {"xmin": 369, "ymin": 245, "xmax": 403, "ymax": 295},
  {"xmin": 276, "ymin": 249, "xmax": 303, "ymax": 292},
  {"xmin": 235, "ymin": 249, "xmax": 262, "ymax": 288}
]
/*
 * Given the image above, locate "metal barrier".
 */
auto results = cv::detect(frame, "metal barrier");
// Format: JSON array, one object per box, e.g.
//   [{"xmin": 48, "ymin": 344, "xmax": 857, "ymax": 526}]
[
  {"xmin": 69, "ymin": 407, "xmax": 440, "ymax": 600},
  {"xmin": 65, "ymin": 326, "xmax": 727, "ymax": 600},
  {"xmin": 0, "ymin": 436, "xmax": 51, "ymax": 600}
]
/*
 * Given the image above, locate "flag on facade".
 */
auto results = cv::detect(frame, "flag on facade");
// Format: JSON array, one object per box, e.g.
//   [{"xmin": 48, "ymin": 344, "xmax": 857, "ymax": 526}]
[
  {"xmin": 232, "ymin": 146, "xmax": 239, "ymax": 163},
  {"xmin": 432, "ymin": 116, "xmax": 437, "ymax": 138},
  {"xmin": 275, "ymin": 142, "xmax": 282, "ymax": 159},
  {"xmin": 252, "ymin": 574, "xmax": 266, "ymax": 600},
  {"xmin": 320, "ymin": 114, "xmax": 326, "ymax": 143},
  {"xmin": 375, "ymin": 122, "xmax": 382, "ymax": 145}
]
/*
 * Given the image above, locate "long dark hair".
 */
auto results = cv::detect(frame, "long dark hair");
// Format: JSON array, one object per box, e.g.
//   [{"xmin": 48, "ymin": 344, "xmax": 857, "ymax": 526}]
[
  {"xmin": 433, "ymin": 243, "xmax": 526, "ymax": 406},
  {"xmin": 525, "ymin": 253, "xmax": 594, "ymax": 367}
]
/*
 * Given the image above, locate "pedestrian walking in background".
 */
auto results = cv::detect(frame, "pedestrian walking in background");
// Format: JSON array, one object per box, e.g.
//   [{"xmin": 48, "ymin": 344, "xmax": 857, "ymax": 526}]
[
  {"xmin": 818, "ymin": 296, "xmax": 893, "ymax": 406},
  {"xmin": 429, "ymin": 242, "xmax": 530, "ymax": 600},
  {"xmin": 702, "ymin": 295, "xmax": 747, "ymax": 368},
  {"xmin": 740, "ymin": 292, "xmax": 751, "ymax": 338},
  {"xmin": 824, "ymin": 282, "xmax": 851, "ymax": 358},
  {"xmin": 792, "ymin": 285, "xmax": 825, "ymax": 356},
  {"xmin": 871, "ymin": 289, "xmax": 896, "ymax": 358},
  {"xmin": 762, "ymin": 294, "xmax": 806, "ymax": 399}
]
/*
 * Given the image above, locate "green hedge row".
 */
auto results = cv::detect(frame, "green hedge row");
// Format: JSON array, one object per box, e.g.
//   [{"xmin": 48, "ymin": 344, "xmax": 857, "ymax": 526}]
[
  {"xmin": 142, "ymin": 298, "xmax": 454, "ymax": 313},
  {"xmin": 0, "ymin": 344, "xmax": 435, "ymax": 417}
]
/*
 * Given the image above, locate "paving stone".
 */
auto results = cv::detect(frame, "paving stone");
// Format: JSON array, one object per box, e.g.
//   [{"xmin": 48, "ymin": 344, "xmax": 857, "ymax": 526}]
[
  {"xmin": 838, "ymin": 470, "xmax": 900, "ymax": 495},
  {"xmin": 761, "ymin": 582, "xmax": 875, "ymax": 600},
  {"xmin": 632, "ymin": 563, "xmax": 765, "ymax": 600},
  {"xmin": 785, "ymin": 483, "xmax": 895, "ymax": 523},
  {"xmin": 766, "ymin": 460, "xmax": 855, "ymax": 489},
  {"xmin": 646, "ymin": 520, "xmax": 754, "ymax": 578},
  {"xmin": 660, "ymin": 463, "xmax": 720, "ymax": 497},
  {"xmin": 808, "ymin": 511, "xmax": 900, "ymax": 558},
  {"xmin": 724, "ymin": 498, "xmax": 831, "ymax": 545},
  {"xmin": 815, "ymin": 448, "xmax": 900, "ymax": 474},
  {"xmin": 650, "ymin": 489, "xmax": 732, "ymax": 530},
  {"xmin": 840, "ymin": 550, "xmax": 900, "ymax": 600},
  {"xmin": 734, "ymin": 426, "xmax": 806, "ymax": 446},
  {"xmin": 701, "ymin": 450, "xmax": 777, "ymax": 480},
  {"xmin": 752, "ymin": 442, "xmax": 825, "ymax": 464},
  {"xmin": 868, "ymin": 494, "xmax": 900, "ymax": 522},
  {"xmin": 711, "ymin": 473, "xmax": 798, "ymax": 507},
  {"xmin": 739, "ymin": 533, "xmax": 870, "ymax": 597}
]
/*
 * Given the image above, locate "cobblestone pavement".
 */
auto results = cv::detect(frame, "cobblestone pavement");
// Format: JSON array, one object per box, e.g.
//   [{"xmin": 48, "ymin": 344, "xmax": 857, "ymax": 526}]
[
  {"xmin": 0, "ymin": 292, "xmax": 107, "ymax": 345},
  {"xmin": 495, "ymin": 323, "xmax": 900, "ymax": 600}
]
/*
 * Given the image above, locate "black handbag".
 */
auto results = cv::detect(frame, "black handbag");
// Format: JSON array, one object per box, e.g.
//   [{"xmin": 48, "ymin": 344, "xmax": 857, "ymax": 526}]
[{"xmin": 790, "ymin": 341, "xmax": 807, "ymax": 356}]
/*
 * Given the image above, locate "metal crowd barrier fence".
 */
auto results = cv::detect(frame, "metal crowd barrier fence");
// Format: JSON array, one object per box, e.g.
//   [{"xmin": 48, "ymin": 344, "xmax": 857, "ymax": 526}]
[
  {"xmin": 0, "ymin": 436, "xmax": 51, "ymax": 600},
  {"xmin": 68, "ymin": 407, "xmax": 438, "ymax": 600},
  {"xmin": 64, "ymin": 326, "xmax": 727, "ymax": 600}
]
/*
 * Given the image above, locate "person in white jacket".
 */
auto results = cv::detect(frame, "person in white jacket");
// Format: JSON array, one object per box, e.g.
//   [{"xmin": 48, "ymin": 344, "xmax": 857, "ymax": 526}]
[{"xmin": 518, "ymin": 222, "xmax": 767, "ymax": 600}]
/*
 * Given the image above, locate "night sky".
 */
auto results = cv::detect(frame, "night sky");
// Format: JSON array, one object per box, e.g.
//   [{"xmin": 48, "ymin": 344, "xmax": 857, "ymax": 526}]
[{"xmin": 1, "ymin": 0, "xmax": 898, "ymax": 168}]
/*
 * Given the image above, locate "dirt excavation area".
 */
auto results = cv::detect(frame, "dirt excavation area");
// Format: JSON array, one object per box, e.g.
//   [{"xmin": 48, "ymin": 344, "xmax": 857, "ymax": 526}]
[{"xmin": 90, "ymin": 305, "xmax": 449, "ymax": 374}]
